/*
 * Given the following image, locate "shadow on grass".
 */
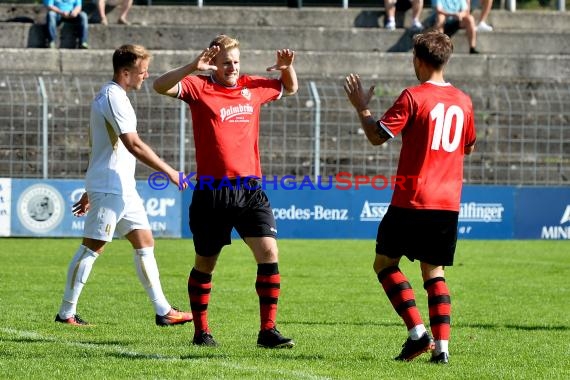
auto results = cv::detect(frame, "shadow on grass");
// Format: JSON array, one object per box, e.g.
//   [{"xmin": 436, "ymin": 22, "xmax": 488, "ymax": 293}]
[
  {"xmin": 107, "ymin": 351, "xmax": 229, "ymax": 360},
  {"xmin": 284, "ymin": 320, "xmax": 403, "ymax": 327},
  {"xmin": 460, "ymin": 322, "xmax": 570, "ymax": 331},
  {"xmin": 286, "ymin": 320, "xmax": 570, "ymax": 331},
  {"xmin": 108, "ymin": 348, "xmax": 326, "ymax": 361},
  {"xmin": 6, "ymin": 336, "xmax": 126, "ymax": 345}
]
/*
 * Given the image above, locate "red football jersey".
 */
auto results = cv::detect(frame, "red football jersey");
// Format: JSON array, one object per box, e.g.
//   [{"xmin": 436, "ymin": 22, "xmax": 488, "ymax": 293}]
[
  {"xmin": 178, "ymin": 74, "xmax": 282, "ymax": 179},
  {"xmin": 378, "ymin": 81, "xmax": 476, "ymax": 211}
]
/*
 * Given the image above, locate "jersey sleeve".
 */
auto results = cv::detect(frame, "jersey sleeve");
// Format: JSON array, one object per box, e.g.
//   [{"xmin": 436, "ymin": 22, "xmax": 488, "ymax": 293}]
[
  {"xmin": 464, "ymin": 97, "xmax": 476, "ymax": 147},
  {"xmin": 378, "ymin": 89, "xmax": 414, "ymax": 138},
  {"xmin": 178, "ymin": 75, "xmax": 204, "ymax": 103},
  {"xmin": 243, "ymin": 75, "xmax": 283, "ymax": 104},
  {"xmin": 106, "ymin": 86, "xmax": 137, "ymax": 135}
]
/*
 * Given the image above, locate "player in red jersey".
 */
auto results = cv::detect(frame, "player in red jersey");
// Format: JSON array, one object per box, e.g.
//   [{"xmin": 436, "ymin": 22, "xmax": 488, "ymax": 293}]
[
  {"xmin": 344, "ymin": 31, "xmax": 476, "ymax": 364},
  {"xmin": 153, "ymin": 34, "xmax": 298, "ymax": 348}
]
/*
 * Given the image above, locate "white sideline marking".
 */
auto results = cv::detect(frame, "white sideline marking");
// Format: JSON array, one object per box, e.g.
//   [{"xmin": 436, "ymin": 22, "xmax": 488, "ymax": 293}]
[{"xmin": 1, "ymin": 328, "xmax": 330, "ymax": 380}]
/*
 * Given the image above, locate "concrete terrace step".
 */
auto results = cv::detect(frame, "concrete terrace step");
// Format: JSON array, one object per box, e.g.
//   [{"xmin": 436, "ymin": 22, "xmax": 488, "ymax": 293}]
[
  {"xmin": 3, "ymin": 21, "xmax": 570, "ymax": 55},
  {"xmin": 1, "ymin": 4, "xmax": 378, "ymax": 28},
  {"xmin": 2, "ymin": 48, "xmax": 569, "ymax": 82},
  {"xmin": 482, "ymin": 10, "xmax": 570, "ymax": 32},
  {"xmin": 2, "ymin": 4, "xmax": 570, "ymax": 31}
]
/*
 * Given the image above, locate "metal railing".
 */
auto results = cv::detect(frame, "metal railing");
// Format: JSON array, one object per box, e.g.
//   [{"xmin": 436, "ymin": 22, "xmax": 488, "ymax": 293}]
[{"xmin": 0, "ymin": 74, "xmax": 568, "ymax": 186}]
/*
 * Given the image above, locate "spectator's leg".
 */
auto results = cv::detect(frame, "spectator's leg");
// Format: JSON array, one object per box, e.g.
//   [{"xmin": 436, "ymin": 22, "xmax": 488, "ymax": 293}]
[
  {"xmin": 77, "ymin": 11, "xmax": 89, "ymax": 48},
  {"xmin": 384, "ymin": 0, "xmax": 397, "ymax": 30},
  {"xmin": 118, "ymin": 0, "xmax": 133, "ymax": 25},
  {"xmin": 411, "ymin": 0, "xmax": 424, "ymax": 29},
  {"xmin": 97, "ymin": 0, "xmax": 108, "ymax": 25},
  {"xmin": 479, "ymin": 0, "xmax": 493, "ymax": 24},
  {"xmin": 434, "ymin": 14, "xmax": 446, "ymax": 33},
  {"xmin": 46, "ymin": 11, "xmax": 59, "ymax": 48},
  {"xmin": 461, "ymin": 14, "xmax": 479, "ymax": 53}
]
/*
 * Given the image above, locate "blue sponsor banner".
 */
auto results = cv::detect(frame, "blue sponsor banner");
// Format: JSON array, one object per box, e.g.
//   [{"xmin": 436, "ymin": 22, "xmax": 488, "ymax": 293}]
[
  {"xmin": 267, "ymin": 186, "xmax": 392, "ymax": 239},
  {"xmin": 12, "ymin": 180, "xmax": 558, "ymax": 240},
  {"xmin": 515, "ymin": 187, "xmax": 570, "ymax": 239},
  {"xmin": 9, "ymin": 179, "xmax": 181, "ymax": 237},
  {"xmin": 458, "ymin": 186, "xmax": 514, "ymax": 239},
  {"xmin": 180, "ymin": 185, "xmax": 515, "ymax": 240},
  {"xmin": 136, "ymin": 181, "xmax": 182, "ymax": 238}
]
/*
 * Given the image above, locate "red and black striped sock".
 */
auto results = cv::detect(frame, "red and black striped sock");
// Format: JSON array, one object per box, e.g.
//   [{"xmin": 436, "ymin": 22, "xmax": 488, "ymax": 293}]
[
  {"xmin": 377, "ymin": 266, "xmax": 423, "ymax": 330},
  {"xmin": 256, "ymin": 263, "xmax": 280, "ymax": 331},
  {"xmin": 424, "ymin": 277, "xmax": 451, "ymax": 341},
  {"xmin": 188, "ymin": 268, "xmax": 212, "ymax": 335}
]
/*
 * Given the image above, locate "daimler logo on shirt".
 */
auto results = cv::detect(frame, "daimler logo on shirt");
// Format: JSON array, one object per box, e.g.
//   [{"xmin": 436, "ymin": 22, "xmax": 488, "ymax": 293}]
[{"xmin": 220, "ymin": 103, "xmax": 254, "ymax": 122}]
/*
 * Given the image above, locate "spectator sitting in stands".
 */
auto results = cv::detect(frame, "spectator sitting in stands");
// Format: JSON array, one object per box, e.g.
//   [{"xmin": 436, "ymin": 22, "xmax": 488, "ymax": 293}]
[
  {"xmin": 44, "ymin": 0, "xmax": 89, "ymax": 49},
  {"xmin": 384, "ymin": 0, "xmax": 424, "ymax": 32},
  {"xmin": 97, "ymin": 0, "xmax": 133, "ymax": 25},
  {"xmin": 470, "ymin": 0, "xmax": 494, "ymax": 32},
  {"xmin": 430, "ymin": 0, "xmax": 479, "ymax": 54}
]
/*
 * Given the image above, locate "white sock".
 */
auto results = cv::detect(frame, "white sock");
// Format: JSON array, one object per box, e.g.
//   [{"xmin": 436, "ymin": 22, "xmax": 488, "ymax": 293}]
[
  {"xmin": 58, "ymin": 245, "xmax": 99, "ymax": 319},
  {"xmin": 134, "ymin": 247, "xmax": 171, "ymax": 316},
  {"xmin": 408, "ymin": 324, "xmax": 427, "ymax": 340},
  {"xmin": 433, "ymin": 340, "xmax": 449, "ymax": 355}
]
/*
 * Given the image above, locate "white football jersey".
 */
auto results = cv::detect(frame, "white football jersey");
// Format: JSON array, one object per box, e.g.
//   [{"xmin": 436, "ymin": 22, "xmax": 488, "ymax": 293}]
[{"xmin": 85, "ymin": 81, "xmax": 138, "ymax": 196}]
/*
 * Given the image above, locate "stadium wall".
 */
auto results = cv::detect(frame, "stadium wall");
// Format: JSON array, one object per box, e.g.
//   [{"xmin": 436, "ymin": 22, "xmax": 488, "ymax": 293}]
[{"xmin": 1, "ymin": 178, "xmax": 569, "ymax": 240}]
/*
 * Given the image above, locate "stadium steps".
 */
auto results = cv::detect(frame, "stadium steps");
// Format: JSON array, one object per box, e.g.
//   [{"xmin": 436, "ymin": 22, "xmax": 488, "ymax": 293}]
[
  {"xmin": 3, "ymin": 21, "xmax": 570, "ymax": 56},
  {"xmin": 1, "ymin": 47, "xmax": 568, "ymax": 81},
  {"xmin": 0, "ymin": 4, "xmax": 569, "ymax": 80},
  {"xmin": 3, "ymin": 4, "xmax": 570, "ymax": 31}
]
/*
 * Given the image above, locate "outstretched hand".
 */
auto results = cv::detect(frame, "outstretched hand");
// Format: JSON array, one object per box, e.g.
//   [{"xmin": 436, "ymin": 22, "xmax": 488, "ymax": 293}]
[
  {"xmin": 169, "ymin": 169, "xmax": 189, "ymax": 191},
  {"xmin": 266, "ymin": 49, "xmax": 295, "ymax": 72},
  {"xmin": 72, "ymin": 192, "xmax": 89, "ymax": 217},
  {"xmin": 193, "ymin": 45, "xmax": 221, "ymax": 72},
  {"xmin": 343, "ymin": 73, "xmax": 375, "ymax": 111}
]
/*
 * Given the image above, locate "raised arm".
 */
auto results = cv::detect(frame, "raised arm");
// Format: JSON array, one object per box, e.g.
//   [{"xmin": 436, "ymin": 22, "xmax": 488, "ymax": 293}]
[
  {"xmin": 343, "ymin": 73, "xmax": 390, "ymax": 146},
  {"xmin": 267, "ymin": 49, "xmax": 298, "ymax": 96},
  {"xmin": 153, "ymin": 46, "xmax": 220, "ymax": 97}
]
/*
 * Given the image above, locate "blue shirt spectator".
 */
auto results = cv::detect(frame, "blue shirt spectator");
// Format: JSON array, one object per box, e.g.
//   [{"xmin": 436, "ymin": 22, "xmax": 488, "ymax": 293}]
[
  {"xmin": 432, "ymin": 0, "xmax": 468, "ymax": 14},
  {"xmin": 43, "ymin": 0, "xmax": 89, "ymax": 49},
  {"xmin": 44, "ymin": 0, "xmax": 81, "ymax": 14}
]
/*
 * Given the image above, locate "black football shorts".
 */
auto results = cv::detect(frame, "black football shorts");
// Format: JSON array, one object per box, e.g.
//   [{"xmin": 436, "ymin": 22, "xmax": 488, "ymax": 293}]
[
  {"xmin": 189, "ymin": 178, "xmax": 277, "ymax": 257},
  {"xmin": 376, "ymin": 205, "xmax": 459, "ymax": 266}
]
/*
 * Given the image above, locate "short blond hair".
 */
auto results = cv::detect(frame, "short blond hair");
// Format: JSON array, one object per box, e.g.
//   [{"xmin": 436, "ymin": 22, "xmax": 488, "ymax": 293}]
[{"xmin": 208, "ymin": 34, "xmax": 240, "ymax": 50}]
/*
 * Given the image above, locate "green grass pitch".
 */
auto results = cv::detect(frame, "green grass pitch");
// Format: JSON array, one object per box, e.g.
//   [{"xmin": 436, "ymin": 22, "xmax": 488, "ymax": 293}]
[{"xmin": 1, "ymin": 238, "xmax": 569, "ymax": 379}]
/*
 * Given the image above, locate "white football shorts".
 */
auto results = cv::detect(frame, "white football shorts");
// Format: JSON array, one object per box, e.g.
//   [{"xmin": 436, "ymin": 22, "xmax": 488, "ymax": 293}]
[{"xmin": 83, "ymin": 192, "xmax": 150, "ymax": 242}]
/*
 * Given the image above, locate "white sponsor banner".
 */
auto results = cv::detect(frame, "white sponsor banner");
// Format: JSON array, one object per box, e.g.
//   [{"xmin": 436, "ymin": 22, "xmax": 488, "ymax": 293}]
[
  {"xmin": 0, "ymin": 178, "xmax": 11, "ymax": 236},
  {"xmin": 459, "ymin": 202, "xmax": 505, "ymax": 223}
]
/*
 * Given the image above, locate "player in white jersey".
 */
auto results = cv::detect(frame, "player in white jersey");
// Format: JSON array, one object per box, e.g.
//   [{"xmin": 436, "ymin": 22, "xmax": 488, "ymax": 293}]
[{"xmin": 55, "ymin": 44, "xmax": 192, "ymax": 327}]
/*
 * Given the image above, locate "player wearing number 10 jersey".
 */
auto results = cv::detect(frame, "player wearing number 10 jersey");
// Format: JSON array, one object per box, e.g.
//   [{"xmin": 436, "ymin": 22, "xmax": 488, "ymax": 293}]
[
  {"xmin": 379, "ymin": 76, "xmax": 476, "ymax": 211},
  {"xmin": 344, "ymin": 31, "xmax": 476, "ymax": 364}
]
